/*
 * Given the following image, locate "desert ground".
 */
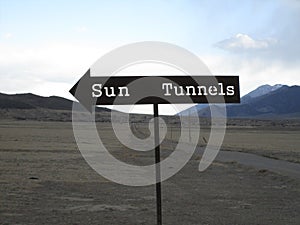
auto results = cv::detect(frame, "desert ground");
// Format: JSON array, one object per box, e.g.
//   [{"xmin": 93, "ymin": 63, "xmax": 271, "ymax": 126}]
[{"xmin": 0, "ymin": 119, "xmax": 299, "ymax": 225}]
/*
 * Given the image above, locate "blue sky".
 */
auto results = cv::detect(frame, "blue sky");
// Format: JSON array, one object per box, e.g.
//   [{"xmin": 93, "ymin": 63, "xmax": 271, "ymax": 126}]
[
  {"xmin": 0, "ymin": 0, "xmax": 299, "ymax": 114},
  {"xmin": 0, "ymin": 0, "xmax": 281, "ymax": 50}
]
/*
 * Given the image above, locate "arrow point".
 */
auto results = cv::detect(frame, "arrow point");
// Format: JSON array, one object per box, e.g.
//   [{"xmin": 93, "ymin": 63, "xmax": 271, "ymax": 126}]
[{"xmin": 69, "ymin": 69, "xmax": 93, "ymax": 113}]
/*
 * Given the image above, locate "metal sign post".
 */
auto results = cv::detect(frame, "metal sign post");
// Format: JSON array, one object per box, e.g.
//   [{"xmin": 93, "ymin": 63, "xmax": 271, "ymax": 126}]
[
  {"xmin": 70, "ymin": 74, "xmax": 240, "ymax": 225},
  {"xmin": 153, "ymin": 103, "xmax": 162, "ymax": 225}
]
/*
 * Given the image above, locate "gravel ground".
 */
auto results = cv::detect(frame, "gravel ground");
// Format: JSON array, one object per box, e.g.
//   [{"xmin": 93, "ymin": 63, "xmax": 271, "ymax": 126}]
[{"xmin": 0, "ymin": 121, "xmax": 299, "ymax": 225}]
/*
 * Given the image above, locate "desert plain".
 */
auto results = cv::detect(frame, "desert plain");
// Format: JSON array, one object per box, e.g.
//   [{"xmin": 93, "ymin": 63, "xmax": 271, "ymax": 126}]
[{"xmin": 0, "ymin": 118, "xmax": 299, "ymax": 225}]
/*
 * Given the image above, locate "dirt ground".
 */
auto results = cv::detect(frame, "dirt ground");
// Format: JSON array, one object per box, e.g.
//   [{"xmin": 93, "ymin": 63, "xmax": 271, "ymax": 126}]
[
  {"xmin": 152, "ymin": 125, "xmax": 300, "ymax": 163},
  {"xmin": 0, "ymin": 120, "xmax": 299, "ymax": 225}
]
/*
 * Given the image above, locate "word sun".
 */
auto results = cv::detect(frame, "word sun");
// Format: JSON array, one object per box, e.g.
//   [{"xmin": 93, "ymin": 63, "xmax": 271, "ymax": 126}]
[{"xmin": 92, "ymin": 84, "xmax": 130, "ymax": 97}]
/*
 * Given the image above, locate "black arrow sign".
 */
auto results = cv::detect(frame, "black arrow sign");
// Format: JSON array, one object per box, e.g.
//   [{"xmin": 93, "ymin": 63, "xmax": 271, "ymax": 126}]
[
  {"xmin": 69, "ymin": 69, "xmax": 240, "ymax": 225},
  {"xmin": 69, "ymin": 69, "xmax": 240, "ymax": 112}
]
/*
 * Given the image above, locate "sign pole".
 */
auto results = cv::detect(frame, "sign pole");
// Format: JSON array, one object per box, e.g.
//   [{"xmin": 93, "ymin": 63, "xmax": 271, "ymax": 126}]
[
  {"xmin": 153, "ymin": 103, "xmax": 162, "ymax": 225},
  {"xmin": 70, "ymin": 72, "xmax": 240, "ymax": 225}
]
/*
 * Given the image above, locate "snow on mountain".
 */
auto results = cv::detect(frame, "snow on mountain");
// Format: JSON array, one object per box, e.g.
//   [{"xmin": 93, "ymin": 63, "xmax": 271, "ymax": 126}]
[
  {"xmin": 243, "ymin": 84, "xmax": 283, "ymax": 100},
  {"xmin": 178, "ymin": 84, "xmax": 286, "ymax": 116}
]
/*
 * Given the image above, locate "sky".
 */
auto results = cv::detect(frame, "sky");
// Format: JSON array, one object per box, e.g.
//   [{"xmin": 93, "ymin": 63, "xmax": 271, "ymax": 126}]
[{"xmin": 0, "ymin": 0, "xmax": 299, "ymax": 114}]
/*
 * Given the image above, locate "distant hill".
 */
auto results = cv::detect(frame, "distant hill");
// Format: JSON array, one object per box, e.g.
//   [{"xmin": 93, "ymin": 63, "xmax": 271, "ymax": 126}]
[
  {"xmin": 196, "ymin": 85, "xmax": 300, "ymax": 118},
  {"xmin": 2, "ymin": 85, "xmax": 300, "ymax": 121},
  {"xmin": 179, "ymin": 84, "xmax": 285, "ymax": 116},
  {"xmin": 0, "ymin": 93, "xmax": 111, "ymax": 112},
  {"xmin": 0, "ymin": 93, "xmax": 74, "ymax": 110},
  {"xmin": 241, "ymin": 84, "xmax": 283, "ymax": 103},
  {"xmin": 227, "ymin": 85, "xmax": 300, "ymax": 118},
  {"xmin": 0, "ymin": 92, "xmax": 112, "ymax": 121}
]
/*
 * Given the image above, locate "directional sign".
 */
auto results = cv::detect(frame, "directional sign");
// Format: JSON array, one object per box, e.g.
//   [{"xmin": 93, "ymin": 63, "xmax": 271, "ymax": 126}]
[
  {"xmin": 69, "ymin": 69, "xmax": 240, "ymax": 111},
  {"xmin": 70, "ymin": 42, "xmax": 241, "ymax": 225},
  {"xmin": 69, "ymin": 70, "xmax": 240, "ymax": 225}
]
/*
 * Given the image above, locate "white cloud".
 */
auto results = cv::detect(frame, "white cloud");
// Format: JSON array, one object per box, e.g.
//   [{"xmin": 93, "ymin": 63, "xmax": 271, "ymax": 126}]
[
  {"xmin": 0, "ymin": 42, "xmax": 116, "ymax": 96},
  {"xmin": 215, "ymin": 33, "xmax": 277, "ymax": 52},
  {"xmin": 2, "ymin": 32, "xmax": 13, "ymax": 39},
  {"xmin": 74, "ymin": 26, "xmax": 88, "ymax": 33},
  {"xmin": 201, "ymin": 54, "xmax": 300, "ymax": 96},
  {"xmin": 0, "ymin": 39, "xmax": 299, "ymax": 115}
]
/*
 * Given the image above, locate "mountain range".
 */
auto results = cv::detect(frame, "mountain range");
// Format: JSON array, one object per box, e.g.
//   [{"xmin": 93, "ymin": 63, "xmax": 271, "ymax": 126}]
[
  {"xmin": 180, "ymin": 84, "xmax": 300, "ymax": 119},
  {"xmin": 0, "ymin": 93, "xmax": 111, "ymax": 121},
  {"xmin": 1, "ymin": 84, "xmax": 300, "ymax": 119},
  {"xmin": 0, "ymin": 93, "xmax": 110, "ymax": 112},
  {"xmin": 0, "ymin": 93, "xmax": 73, "ymax": 110},
  {"xmin": 241, "ymin": 84, "xmax": 283, "ymax": 103}
]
